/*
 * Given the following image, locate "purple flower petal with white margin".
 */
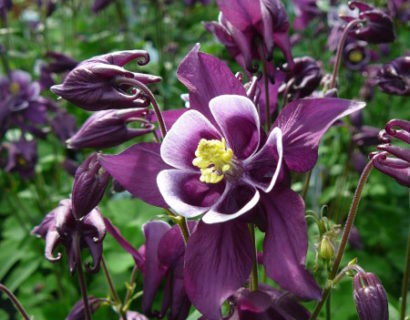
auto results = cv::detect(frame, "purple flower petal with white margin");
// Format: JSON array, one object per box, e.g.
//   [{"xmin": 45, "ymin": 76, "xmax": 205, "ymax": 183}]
[
  {"xmin": 274, "ymin": 97, "xmax": 366, "ymax": 172},
  {"xmin": 157, "ymin": 170, "xmax": 225, "ymax": 218},
  {"xmin": 262, "ymin": 187, "xmax": 322, "ymax": 300},
  {"xmin": 99, "ymin": 142, "xmax": 170, "ymax": 208},
  {"xmin": 160, "ymin": 110, "xmax": 221, "ymax": 170},
  {"xmin": 209, "ymin": 94, "xmax": 260, "ymax": 159},
  {"xmin": 177, "ymin": 44, "xmax": 246, "ymax": 121},
  {"xmin": 184, "ymin": 220, "xmax": 254, "ymax": 320},
  {"xmin": 141, "ymin": 221, "xmax": 171, "ymax": 317}
]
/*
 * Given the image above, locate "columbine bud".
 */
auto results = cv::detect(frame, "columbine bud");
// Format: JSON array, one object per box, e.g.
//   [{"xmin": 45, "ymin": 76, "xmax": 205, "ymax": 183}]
[
  {"xmin": 319, "ymin": 236, "xmax": 334, "ymax": 261},
  {"xmin": 72, "ymin": 153, "xmax": 110, "ymax": 219},
  {"xmin": 66, "ymin": 297, "xmax": 103, "ymax": 320},
  {"xmin": 67, "ymin": 108, "xmax": 154, "ymax": 149},
  {"xmin": 342, "ymin": 1, "xmax": 395, "ymax": 44},
  {"xmin": 353, "ymin": 272, "xmax": 388, "ymax": 320},
  {"xmin": 46, "ymin": 51, "xmax": 78, "ymax": 74},
  {"xmin": 376, "ymin": 56, "xmax": 410, "ymax": 96},
  {"xmin": 51, "ymin": 50, "xmax": 161, "ymax": 111}
]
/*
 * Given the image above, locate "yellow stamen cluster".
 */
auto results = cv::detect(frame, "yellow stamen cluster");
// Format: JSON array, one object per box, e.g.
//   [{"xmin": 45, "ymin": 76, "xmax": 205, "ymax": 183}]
[
  {"xmin": 349, "ymin": 50, "xmax": 363, "ymax": 63},
  {"xmin": 9, "ymin": 82, "xmax": 20, "ymax": 95},
  {"xmin": 192, "ymin": 138, "xmax": 233, "ymax": 184}
]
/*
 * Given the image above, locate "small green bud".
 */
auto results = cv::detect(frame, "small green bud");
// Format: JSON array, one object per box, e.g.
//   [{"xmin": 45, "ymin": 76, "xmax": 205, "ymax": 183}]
[{"xmin": 319, "ymin": 236, "xmax": 334, "ymax": 261}]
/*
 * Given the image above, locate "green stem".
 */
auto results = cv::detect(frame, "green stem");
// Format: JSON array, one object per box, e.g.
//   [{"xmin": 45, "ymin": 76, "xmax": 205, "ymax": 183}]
[
  {"xmin": 326, "ymin": 291, "xmax": 331, "ymax": 320},
  {"xmin": 302, "ymin": 170, "xmax": 312, "ymax": 201},
  {"xmin": 261, "ymin": 55, "xmax": 271, "ymax": 131},
  {"xmin": 124, "ymin": 265, "xmax": 138, "ymax": 306},
  {"xmin": 310, "ymin": 160, "xmax": 373, "ymax": 319},
  {"xmin": 248, "ymin": 224, "xmax": 259, "ymax": 291},
  {"xmin": 400, "ymin": 228, "xmax": 410, "ymax": 320},
  {"xmin": 0, "ymin": 284, "xmax": 31, "ymax": 320},
  {"xmin": 101, "ymin": 257, "xmax": 125, "ymax": 319}
]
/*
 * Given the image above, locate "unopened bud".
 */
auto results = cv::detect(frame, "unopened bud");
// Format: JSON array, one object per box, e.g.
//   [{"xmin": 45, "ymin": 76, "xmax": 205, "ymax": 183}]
[
  {"xmin": 353, "ymin": 272, "xmax": 388, "ymax": 320},
  {"xmin": 72, "ymin": 153, "xmax": 110, "ymax": 219},
  {"xmin": 319, "ymin": 236, "xmax": 334, "ymax": 261}
]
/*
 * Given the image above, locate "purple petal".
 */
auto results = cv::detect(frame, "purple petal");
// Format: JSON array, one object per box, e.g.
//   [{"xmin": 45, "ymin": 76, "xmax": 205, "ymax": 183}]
[
  {"xmin": 99, "ymin": 142, "xmax": 170, "ymax": 207},
  {"xmin": 142, "ymin": 221, "xmax": 171, "ymax": 316},
  {"xmin": 184, "ymin": 220, "xmax": 254, "ymax": 320},
  {"xmin": 177, "ymin": 44, "xmax": 246, "ymax": 121},
  {"xmin": 274, "ymin": 98, "xmax": 366, "ymax": 172},
  {"xmin": 244, "ymin": 127, "xmax": 283, "ymax": 193},
  {"xmin": 209, "ymin": 95, "xmax": 260, "ymax": 159},
  {"xmin": 216, "ymin": 0, "xmax": 262, "ymax": 31},
  {"xmin": 202, "ymin": 182, "xmax": 260, "ymax": 223},
  {"xmin": 157, "ymin": 170, "xmax": 225, "ymax": 218},
  {"xmin": 262, "ymin": 188, "xmax": 321, "ymax": 300},
  {"xmin": 161, "ymin": 110, "xmax": 221, "ymax": 170}
]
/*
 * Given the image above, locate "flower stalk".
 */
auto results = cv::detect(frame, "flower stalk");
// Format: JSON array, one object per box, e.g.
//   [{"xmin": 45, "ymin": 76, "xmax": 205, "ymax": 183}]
[
  {"xmin": 248, "ymin": 223, "xmax": 259, "ymax": 291},
  {"xmin": 400, "ymin": 227, "xmax": 410, "ymax": 320},
  {"xmin": 260, "ymin": 48, "xmax": 271, "ymax": 131},
  {"xmin": 310, "ymin": 160, "xmax": 374, "ymax": 319},
  {"xmin": 0, "ymin": 284, "xmax": 31, "ymax": 320},
  {"xmin": 330, "ymin": 19, "xmax": 364, "ymax": 89}
]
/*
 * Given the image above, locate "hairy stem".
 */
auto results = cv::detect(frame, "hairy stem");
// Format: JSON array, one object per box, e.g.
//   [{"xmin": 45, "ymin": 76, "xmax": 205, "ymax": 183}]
[
  {"xmin": 0, "ymin": 284, "xmax": 31, "ymax": 320},
  {"xmin": 310, "ymin": 160, "xmax": 373, "ymax": 319},
  {"xmin": 330, "ymin": 19, "xmax": 364, "ymax": 89},
  {"xmin": 248, "ymin": 224, "xmax": 259, "ymax": 291}
]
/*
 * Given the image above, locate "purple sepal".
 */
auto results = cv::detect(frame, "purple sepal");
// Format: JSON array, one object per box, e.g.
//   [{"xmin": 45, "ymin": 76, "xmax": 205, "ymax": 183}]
[
  {"xmin": 376, "ymin": 56, "xmax": 410, "ymax": 96},
  {"xmin": 65, "ymin": 297, "xmax": 103, "ymax": 320}
]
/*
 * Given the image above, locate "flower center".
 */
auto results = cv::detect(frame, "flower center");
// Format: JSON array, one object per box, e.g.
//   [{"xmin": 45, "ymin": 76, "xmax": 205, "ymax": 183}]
[
  {"xmin": 192, "ymin": 138, "xmax": 233, "ymax": 184},
  {"xmin": 349, "ymin": 50, "xmax": 363, "ymax": 63},
  {"xmin": 9, "ymin": 82, "xmax": 20, "ymax": 95}
]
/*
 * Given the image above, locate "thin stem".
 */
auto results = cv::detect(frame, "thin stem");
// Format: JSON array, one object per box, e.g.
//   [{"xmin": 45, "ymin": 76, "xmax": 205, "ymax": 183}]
[
  {"xmin": 124, "ymin": 265, "xmax": 138, "ymax": 306},
  {"xmin": 330, "ymin": 19, "xmax": 364, "ymax": 89},
  {"xmin": 400, "ymin": 229, "xmax": 410, "ymax": 320},
  {"xmin": 248, "ymin": 224, "xmax": 259, "ymax": 291},
  {"xmin": 165, "ymin": 209, "xmax": 190, "ymax": 244},
  {"xmin": 302, "ymin": 170, "xmax": 312, "ymax": 201},
  {"xmin": 310, "ymin": 160, "xmax": 373, "ymax": 319},
  {"xmin": 0, "ymin": 284, "xmax": 31, "ymax": 320},
  {"xmin": 326, "ymin": 291, "xmax": 331, "ymax": 320},
  {"xmin": 74, "ymin": 234, "xmax": 92, "ymax": 320}
]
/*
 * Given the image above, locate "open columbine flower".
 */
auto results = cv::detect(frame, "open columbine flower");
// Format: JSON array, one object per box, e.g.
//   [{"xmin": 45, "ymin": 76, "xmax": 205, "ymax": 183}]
[{"xmin": 157, "ymin": 94, "xmax": 283, "ymax": 223}]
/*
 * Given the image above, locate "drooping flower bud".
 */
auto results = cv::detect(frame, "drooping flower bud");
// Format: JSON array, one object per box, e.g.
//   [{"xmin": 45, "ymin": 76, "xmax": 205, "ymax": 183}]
[
  {"xmin": 32, "ymin": 199, "xmax": 106, "ymax": 273},
  {"xmin": 319, "ymin": 236, "xmax": 335, "ymax": 261},
  {"xmin": 341, "ymin": 1, "xmax": 396, "ymax": 44},
  {"xmin": 72, "ymin": 153, "xmax": 110, "ymax": 219},
  {"xmin": 353, "ymin": 272, "xmax": 388, "ymax": 320},
  {"xmin": 67, "ymin": 108, "xmax": 154, "ymax": 149},
  {"xmin": 46, "ymin": 51, "xmax": 78, "ymax": 74},
  {"xmin": 51, "ymin": 50, "xmax": 161, "ymax": 111},
  {"xmin": 376, "ymin": 56, "xmax": 410, "ymax": 96},
  {"xmin": 66, "ymin": 297, "xmax": 103, "ymax": 320}
]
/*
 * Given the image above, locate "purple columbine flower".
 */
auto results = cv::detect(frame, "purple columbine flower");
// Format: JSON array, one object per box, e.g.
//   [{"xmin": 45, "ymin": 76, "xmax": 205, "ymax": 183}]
[
  {"xmin": 67, "ymin": 108, "xmax": 154, "ymax": 149},
  {"xmin": 204, "ymin": 0, "xmax": 293, "ymax": 75},
  {"xmin": 100, "ymin": 45, "xmax": 366, "ymax": 319},
  {"xmin": 51, "ymin": 51, "xmax": 161, "ymax": 111},
  {"xmin": 371, "ymin": 119, "xmax": 410, "ymax": 187},
  {"xmin": 65, "ymin": 297, "xmax": 103, "ymax": 320},
  {"xmin": 341, "ymin": 1, "xmax": 396, "ymax": 44},
  {"xmin": 343, "ymin": 39, "xmax": 373, "ymax": 71},
  {"xmin": 5, "ymin": 139, "xmax": 37, "ymax": 179},
  {"xmin": 32, "ymin": 199, "xmax": 106, "ymax": 273},
  {"xmin": 51, "ymin": 110, "xmax": 77, "ymax": 143},
  {"xmin": 280, "ymin": 56, "xmax": 323, "ymax": 101},
  {"xmin": 291, "ymin": 0, "xmax": 323, "ymax": 30},
  {"xmin": 227, "ymin": 284, "xmax": 310, "ymax": 319},
  {"xmin": 353, "ymin": 272, "xmax": 388, "ymax": 320},
  {"xmin": 71, "ymin": 153, "xmax": 110, "ymax": 219},
  {"xmin": 376, "ymin": 56, "xmax": 410, "ymax": 96}
]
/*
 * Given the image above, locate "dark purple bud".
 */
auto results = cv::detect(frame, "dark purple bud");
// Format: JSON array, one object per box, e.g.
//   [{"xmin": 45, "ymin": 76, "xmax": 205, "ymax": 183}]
[
  {"xmin": 350, "ymin": 110, "xmax": 363, "ymax": 129},
  {"xmin": 343, "ymin": 40, "xmax": 371, "ymax": 71},
  {"xmin": 344, "ymin": 1, "xmax": 395, "ymax": 44},
  {"xmin": 72, "ymin": 153, "xmax": 110, "ymax": 219},
  {"xmin": 353, "ymin": 272, "xmax": 388, "ymax": 320},
  {"xmin": 46, "ymin": 51, "xmax": 78, "ymax": 74},
  {"xmin": 67, "ymin": 108, "xmax": 154, "ymax": 149},
  {"xmin": 281, "ymin": 56, "xmax": 322, "ymax": 101},
  {"xmin": 376, "ymin": 56, "xmax": 410, "ymax": 96},
  {"xmin": 62, "ymin": 159, "xmax": 79, "ymax": 177},
  {"xmin": 348, "ymin": 225, "xmax": 363, "ymax": 249},
  {"xmin": 51, "ymin": 111, "xmax": 77, "ymax": 143},
  {"xmin": 32, "ymin": 199, "xmax": 106, "ymax": 273},
  {"xmin": 5, "ymin": 139, "xmax": 37, "ymax": 179},
  {"xmin": 352, "ymin": 126, "xmax": 380, "ymax": 147},
  {"xmin": 66, "ymin": 297, "xmax": 103, "ymax": 320},
  {"xmin": 92, "ymin": 0, "xmax": 114, "ymax": 13},
  {"xmin": 51, "ymin": 51, "xmax": 161, "ymax": 111}
]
